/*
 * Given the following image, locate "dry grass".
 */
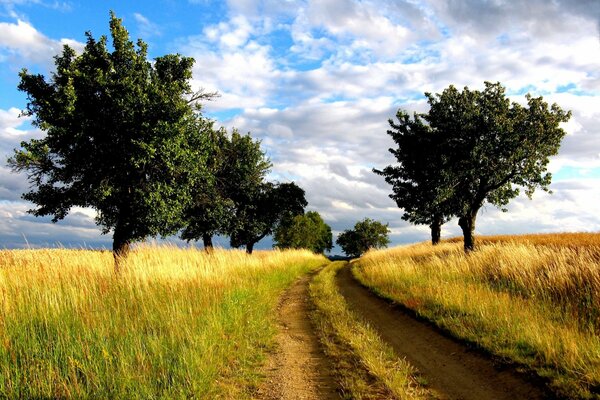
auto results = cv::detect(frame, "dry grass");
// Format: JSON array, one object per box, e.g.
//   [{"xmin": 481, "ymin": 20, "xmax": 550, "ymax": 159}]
[
  {"xmin": 355, "ymin": 233, "xmax": 600, "ymax": 399},
  {"xmin": 0, "ymin": 245, "xmax": 325, "ymax": 399},
  {"xmin": 310, "ymin": 261, "xmax": 427, "ymax": 399}
]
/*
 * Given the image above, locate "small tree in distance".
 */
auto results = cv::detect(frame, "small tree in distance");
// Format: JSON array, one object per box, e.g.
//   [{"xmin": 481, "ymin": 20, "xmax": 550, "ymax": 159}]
[
  {"xmin": 274, "ymin": 211, "xmax": 333, "ymax": 253},
  {"xmin": 336, "ymin": 218, "xmax": 390, "ymax": 258}
]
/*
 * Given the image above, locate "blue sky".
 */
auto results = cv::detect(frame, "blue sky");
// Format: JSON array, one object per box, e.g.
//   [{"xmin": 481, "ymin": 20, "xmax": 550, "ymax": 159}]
[{"xmin": 0, "ymin": 0, "xmax": 599, "ymax": 252}]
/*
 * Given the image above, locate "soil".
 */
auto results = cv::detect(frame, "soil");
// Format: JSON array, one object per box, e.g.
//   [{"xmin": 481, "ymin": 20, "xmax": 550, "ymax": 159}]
[
  {"xmin": 336, "ymin": 264, "xmax": 551, "ymax": 400},
  {"xmin": 256, "ymin": 272, "xmax": 340, "ymax": 400}
]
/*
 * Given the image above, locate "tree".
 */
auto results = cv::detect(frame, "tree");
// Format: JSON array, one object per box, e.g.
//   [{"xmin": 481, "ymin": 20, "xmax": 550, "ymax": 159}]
[
  {"xmin": 426, "ymin": 82, "xmax": 570, "ymax": 251},
  {"xmin": 374, "ymin": 110, "xmax": 455, "ymax": 245},
  {"xmin": 274, "ymin": 211, "xmax": 333, "ymax": 253},
  {"xmin": 180, "ymin": 126, "xmax": 236, "ymax": 251},
  {"xmin": 336, "ymin": 218, "xmax": 390, "ymax": 258},
  {"xmin": 8, "ymin": 12, "xmax": 210, "ymax": 270},
  {"xmin": 230, "ymin": 182, "xmax": 307, "ymax": 254}
]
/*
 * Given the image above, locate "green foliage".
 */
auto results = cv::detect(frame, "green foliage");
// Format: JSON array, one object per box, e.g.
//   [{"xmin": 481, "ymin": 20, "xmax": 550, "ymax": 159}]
[
  {"xmin": 428, "ymin": 82, "xmax": 570, "ymax": 250},
  {"xmin": 336, "ymin": 218, "xmax": 390, "ymax": 258},
  {"xmin": 374, "ymin": 109, "xmax": 454, "ymax": 244},
  {"xmin": 274, "ymin": 211, "xmax": 333, "ymax": 253},
  {"xmin": 8, "ymin": 12, "xmax": 208, "ymax": 256},
  {"xmin": 230, "ymin": 182, "xmax": 307, "ymax": 253},
  {"xmin": 181, "ymin": 127, "xmax": 264, "ymax": 248},
  {"xmin": 377, "ymin": 82, "xmax": 570, "ymax": 251}
]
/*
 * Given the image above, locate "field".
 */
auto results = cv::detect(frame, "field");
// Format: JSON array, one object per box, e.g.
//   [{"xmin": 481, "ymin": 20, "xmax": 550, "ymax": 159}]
[
  {"xmin": 0, "ymin": 246, "xmax": 325, "ymax": 399},
  {"xmin": 309, "ymin": 261, "xmax": 426, "ymax": 399},
  {"xmin": 355, "ymin": 233, "xmax": 600, "ymax": 399}
]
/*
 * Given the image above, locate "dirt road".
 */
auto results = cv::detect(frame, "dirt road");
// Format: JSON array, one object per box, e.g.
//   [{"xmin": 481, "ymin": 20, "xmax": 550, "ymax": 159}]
[
  {"xmin": 336, "ymin": 264, "xmax": 551, "ymax": 400},
  {"xmin": 257, "ymin": 272, "xmax": 339, "ymax": 400}
]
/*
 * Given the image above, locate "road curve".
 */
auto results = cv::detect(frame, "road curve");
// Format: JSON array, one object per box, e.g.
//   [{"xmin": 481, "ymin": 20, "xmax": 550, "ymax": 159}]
[{"xmin": 336, "ymin": 264, "xmax": 551, "ymax": 400}]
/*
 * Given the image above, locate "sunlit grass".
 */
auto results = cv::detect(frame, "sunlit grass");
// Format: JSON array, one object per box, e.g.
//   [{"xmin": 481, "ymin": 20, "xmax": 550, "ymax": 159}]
[
  {"xmin": 0, "ymin": 245, "xmax": 325, "ymax": 399},
  {"xmin": 355, "ymin": 233, "xmax": 600, "ymax": 399},
  {"xmin": 310, "ymin": 261, "xmax": 427, "ymax": 399}
]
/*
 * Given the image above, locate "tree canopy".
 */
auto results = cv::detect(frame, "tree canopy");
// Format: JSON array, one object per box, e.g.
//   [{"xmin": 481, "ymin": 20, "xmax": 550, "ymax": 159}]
[
  {"xmin": 377, "ymin": 82, "xmax": 570, "ymax": 251},
  {"xmin": 374, "ymin": 109, "xmax": 454, "ymax": 245},
  {"xmin": 8, "ymin": 12, "xmax": 209, "ymax": 268},
  {"xmin": 181, "ymin": 127, "xmax": 263, "ymax": 250},
  {"xmin": 336, "ymin": 218, "xmax": 390, "ymax": 258},
  {"xmin": 230, "ymin": 181, "xmax": 307, "ymax": 254},
  {"xmin": 274, "ymin": 211, "xmax": 332, "ymax": 253}
]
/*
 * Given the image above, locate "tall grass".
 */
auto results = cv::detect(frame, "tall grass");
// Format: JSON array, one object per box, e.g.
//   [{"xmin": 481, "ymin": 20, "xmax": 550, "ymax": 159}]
[
  {"xmin": 355, "ymin": 234, "xmax": 600, "ymax": 399},
  {"xmin": 310, "ymin": 261, "xmax": 426, "ymax": 399},
  {"xmin": 0, "ymin": 245, "xmax": 325, "ymax": 399}
]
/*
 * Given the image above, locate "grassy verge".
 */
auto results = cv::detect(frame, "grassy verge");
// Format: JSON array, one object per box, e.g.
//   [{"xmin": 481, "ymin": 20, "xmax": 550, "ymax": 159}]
[
  {"xmin": 354, "ymin": 237, "xmax": 600, "ymax": 399},
  {"xmin": 0, "ymin": 245, "xmax": 325, "ymax": 399},
  {"xmin": 309, "ymin": 261, "xmax": 427, "ymax": 399}
]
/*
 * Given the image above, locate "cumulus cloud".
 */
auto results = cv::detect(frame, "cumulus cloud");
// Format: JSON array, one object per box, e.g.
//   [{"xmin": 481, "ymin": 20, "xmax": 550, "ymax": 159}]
[
  {"xmin": 0, "ymin": 18, "xmax": 83, "ymax": 65},
  {"xmin": 1, "ymin": 0, "xmax": 599, "ymax": 251}
]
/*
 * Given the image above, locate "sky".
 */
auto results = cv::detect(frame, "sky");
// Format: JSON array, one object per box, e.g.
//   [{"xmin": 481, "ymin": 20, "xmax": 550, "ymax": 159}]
[{"xmin": 0, "ymin": 0, "xmax": 599, "ymax": 252}]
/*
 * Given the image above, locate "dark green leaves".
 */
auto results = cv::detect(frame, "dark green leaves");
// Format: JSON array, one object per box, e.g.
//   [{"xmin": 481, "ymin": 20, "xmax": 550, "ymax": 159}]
[
  {"xmin": 336, "ymin": 218, "xmax": 390, "ymax": 258},
  {"xmin": 274, "ymin": 211, "xmax": 333, "ymax": 254},
  {"xmin": 8, "ymin": 12, "xmax": 207, "ymax": 254}
]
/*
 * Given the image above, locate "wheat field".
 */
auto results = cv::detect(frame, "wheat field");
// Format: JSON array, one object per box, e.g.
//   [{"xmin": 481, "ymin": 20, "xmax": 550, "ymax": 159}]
[
  {"xmin": 0, "ymin": 245, "xmax": 325, "ymax": 399},
  {"xmin": 355, "ymin": 233, "xmax": 600, "ymax": 399}
]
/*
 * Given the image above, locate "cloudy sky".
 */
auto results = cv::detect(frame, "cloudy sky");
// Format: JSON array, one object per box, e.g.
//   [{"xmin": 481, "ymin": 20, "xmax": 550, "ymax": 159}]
[{"xmin": 0, "ymin": 0, "xmax": 599, "ymax": 252}]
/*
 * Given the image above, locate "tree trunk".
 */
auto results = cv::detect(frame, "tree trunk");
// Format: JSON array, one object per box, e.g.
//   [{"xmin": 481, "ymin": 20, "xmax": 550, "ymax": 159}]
[
  {"xmin": 458, "ymin": 211, "xmax": 478, "ymax": 252},
  {"xmin": 246, "ymin": 242, "xmax": 255, "ymax": 254},
  {"xmin": 112, "ymin": 224, "xmax": 131, "ymax": 273},
  {"xmin": 430, "ymin": 217, "xmax": 442, "ymax": 245},
  {"xmin": 202, "ymin": 234, "xmax": 214, "ymax": 253}
]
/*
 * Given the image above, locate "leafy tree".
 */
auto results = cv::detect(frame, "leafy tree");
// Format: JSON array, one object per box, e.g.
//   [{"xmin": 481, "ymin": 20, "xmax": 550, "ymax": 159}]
[
  {"xmin": 8, "ymin": 12, "xmax": 210, "ymax": 269},
  {"xmin": 336, "ymin": 218, "xmax": 390, "ymax": 258},
  {"xmin": 180, "ymin": 126, "xmax": 235, "ymax": 250},
  {"xmin": 425, "ymin": 82, "xmax": 570, "ymax": 251},
  {"xmin": 374, "ymin": 110, "xmax": 454, "ymax": 245},
  {"xmin": 274, "ymin": 211, "xmax": 333, "ymax": 253},
  {"xmin": 230, "ymin": 182, "xmax": 307, "ymax": 254}
]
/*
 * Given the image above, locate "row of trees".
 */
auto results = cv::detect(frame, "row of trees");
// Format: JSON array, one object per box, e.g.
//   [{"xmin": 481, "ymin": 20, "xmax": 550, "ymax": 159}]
[
  {"xmin": 8, "ymin": 13, "xmax": 307, "ymax": 269},
  {"xmin": 274, "ymin": 215, "xmax": 390, "ymax": 257},
  {"xmin": 9, "ymin": 12, "xmax": 390, "ymax": 265},
  {"xmin": 376, "ymin": 82, "xmax": 571, "ymax": 251}
]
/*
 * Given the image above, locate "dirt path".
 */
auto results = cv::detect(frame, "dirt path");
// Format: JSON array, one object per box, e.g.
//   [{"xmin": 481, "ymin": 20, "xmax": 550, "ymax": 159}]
[
  {"xmin": 337, "ymin": 264, "xmax": 550, "ymax": 400},
  {"xmin": 256, "ymin": 272, "xmax": 339, "ymax": 400}
]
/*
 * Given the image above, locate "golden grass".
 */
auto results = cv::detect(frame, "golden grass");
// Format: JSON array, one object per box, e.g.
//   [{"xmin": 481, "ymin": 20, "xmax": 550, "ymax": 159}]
[
  {"xmin": 0, "ymin": 245, "xmax": 325, "ymax": 399},
  {"xmin": 310, "ymin": 261, "xmax": 427, "ymax": 399},
  {"xmin": 355, "ymin": 234, "xmax": 600, "ymax": 399}
]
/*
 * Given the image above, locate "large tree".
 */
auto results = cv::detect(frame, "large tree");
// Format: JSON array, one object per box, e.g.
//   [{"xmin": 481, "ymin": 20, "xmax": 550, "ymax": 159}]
[
  {"xmin": 427, "ymin": 82, "xmax": 570, "ymax": 251},
  {"xmin": 374, "ymin": 110, "xmax": 455, "ymax": 245},
  {"xmin": 336, "ymin": 218, "xmax": 390, "ymax": 258},
  {"xmin": 8, "ymin": 12, "xmax": 209, "ymax": 269},
  {"xmin": 274, "ymin": 211, "xmax": 333, "ymax": 253},
  {"xmin": 230, "ymin": 182, "xmax": 307, "ymax": 254}
]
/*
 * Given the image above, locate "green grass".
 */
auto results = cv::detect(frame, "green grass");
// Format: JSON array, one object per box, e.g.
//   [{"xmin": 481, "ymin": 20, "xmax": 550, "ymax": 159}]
[
  {"xmin": 0, "ymin": 246, "xmax": 325, "ymax": 399},
  {"xmin": 309, "ymin": 261, "xmax": 427, "ymax": 400}
]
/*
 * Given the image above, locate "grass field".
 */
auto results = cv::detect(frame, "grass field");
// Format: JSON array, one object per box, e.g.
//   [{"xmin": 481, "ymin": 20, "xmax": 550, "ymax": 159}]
[
  {"xmin": 310, "ymin": 261, "xmax": 426, "ymax": 399},
  {"xmin": 0, "ymin": 245, "xmax": 325, "ymax": 399},
  {"xmin": 354, "ymin": 233, "xmax": 600, "ymax": 399}
]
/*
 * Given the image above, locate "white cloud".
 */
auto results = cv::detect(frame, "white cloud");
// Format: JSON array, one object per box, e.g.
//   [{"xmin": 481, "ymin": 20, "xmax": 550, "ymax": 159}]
[
  {"xmin": 133, "ymin": 12, "xmax": 161, "ymax": 38},
  {"xmin": 1, "ymin": 0, "xmax": 600, "ymax": 250},
  {"xmin": 0, "ymin": 18, "xmax": 83, "ymax": 66}
]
